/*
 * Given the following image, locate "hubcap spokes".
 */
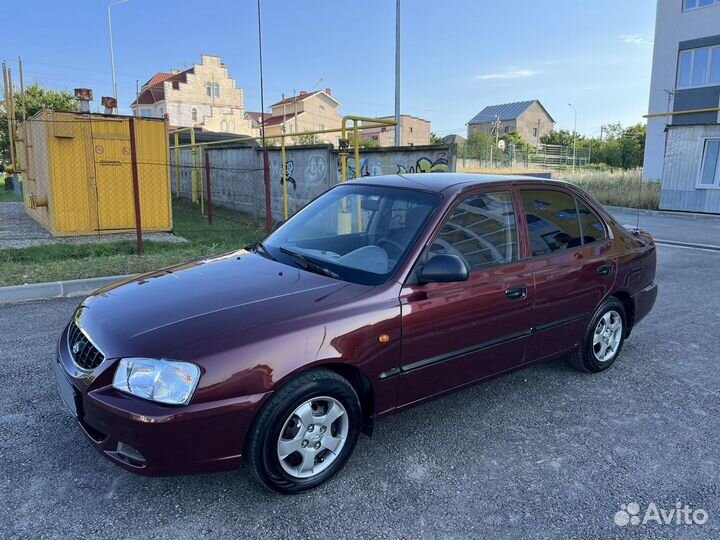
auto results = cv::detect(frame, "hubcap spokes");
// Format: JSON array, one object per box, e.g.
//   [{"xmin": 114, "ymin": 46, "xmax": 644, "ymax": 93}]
[
  {"xmin": 592, "ymin": 310, "xmax": 622, "ymax": 362},
  {"xmin": 277, "ymin": 396, "xmax": 348, "ymax": 479}
]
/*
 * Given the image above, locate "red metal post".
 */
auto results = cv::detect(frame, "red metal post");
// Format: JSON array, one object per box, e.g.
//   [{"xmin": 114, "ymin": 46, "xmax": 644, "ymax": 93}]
[
  {"xmin": 128, "ymin": 117, "xmax": 144, "ymax": 256},
  {"xmin": 204, "ymin": 150, "xmax": 213, "ymax": 225},
  {"xmin": 262, "ymin": 146, "xmax": 272, "ymax": 233}
]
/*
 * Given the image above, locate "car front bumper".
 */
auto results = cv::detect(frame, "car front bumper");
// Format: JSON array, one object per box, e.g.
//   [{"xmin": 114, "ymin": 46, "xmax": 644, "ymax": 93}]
[{"xmin": 55, "ymin": 330, "xmax": 269, "ymax": 477}]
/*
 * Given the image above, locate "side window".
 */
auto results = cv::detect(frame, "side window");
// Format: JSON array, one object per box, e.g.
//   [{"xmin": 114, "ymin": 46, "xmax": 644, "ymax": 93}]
[
  {"xmin": 431, "ymin": 191, "xmax": 518, "ymax": 271},
  {"xmin": 520, "ymin": 190, "xmax": 583, "ymax": 255},
  {"xmin": 575, "ymin": 200, "xmax": 607, "ymax": 243}
]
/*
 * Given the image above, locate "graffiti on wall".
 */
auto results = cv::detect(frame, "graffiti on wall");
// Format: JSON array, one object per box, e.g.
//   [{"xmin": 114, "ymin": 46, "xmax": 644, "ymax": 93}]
[
  {"xmin": 304, "ymin": 154, "xmax": 328, "ymax": 185},
  {"xmin": 396, "ymin": 153, "xmax": 449, "ymax": 174},
  {"xmin": 336, "ymin": 151, "xmax": 450, "ymax": 182}
]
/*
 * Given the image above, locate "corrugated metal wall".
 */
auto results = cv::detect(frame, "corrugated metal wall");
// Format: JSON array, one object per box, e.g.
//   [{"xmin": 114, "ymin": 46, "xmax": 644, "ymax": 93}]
[{"xmin": 660, "ymin": 124, "xmax": 720, "ymax": 213}]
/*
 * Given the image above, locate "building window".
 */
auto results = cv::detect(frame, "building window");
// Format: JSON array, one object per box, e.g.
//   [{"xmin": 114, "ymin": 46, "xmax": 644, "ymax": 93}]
[
  {"xmin": 698, "ymin": 139, "xmax": 720, "ymax": 188},
  {"xmin": 140, "ymin": 109, "xmax": 152, "ymax": 118},
  {"xmin": 684, "ymin": 0, "xmax": 720, "ymax": 10},
  {"xmin": 319, "ymin": 105, "xmax": 325, "ymax": 111},
  {"xmin": 504, "ymin": 126, "xmax": 510, "ymax": 134},
  {"xmin": 172, "ymin": 81, "xmax": 179, "ymax": 90},
  {"xmin": 677, "ymin": 46, "xmax": 720, "ymax": 88},
  {"xmin": 191, "ymin": 108, "xmax": 198, "ymax": 122},
  {"xmin": 409, "ymin": 126, "xmax": 414, "ymax": 133},
  {"xmin": 206, "ymin": 82, "xmax": 221, "ymax": 98},
  {"xmin": 533, "ymin": 127, "xmax": 538, "ymax": 137}
]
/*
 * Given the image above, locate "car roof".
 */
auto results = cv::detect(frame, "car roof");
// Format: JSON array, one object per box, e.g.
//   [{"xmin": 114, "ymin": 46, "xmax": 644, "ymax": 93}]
[{"xmin": 348, "ymin": 173, "xmax": 571, "ymax": 193}]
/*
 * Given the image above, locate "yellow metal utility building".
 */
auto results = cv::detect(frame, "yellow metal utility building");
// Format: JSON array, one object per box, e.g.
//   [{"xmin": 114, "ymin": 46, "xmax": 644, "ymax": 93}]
[{"xmin": 18, "ymin": 111, "xmax": 172, "ymax": 236}]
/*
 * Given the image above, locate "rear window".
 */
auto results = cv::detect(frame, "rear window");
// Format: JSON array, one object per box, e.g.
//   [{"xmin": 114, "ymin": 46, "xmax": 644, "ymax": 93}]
[{"xmin": 520, "ymin": 190, "xmax": 583, "ymax": 256}]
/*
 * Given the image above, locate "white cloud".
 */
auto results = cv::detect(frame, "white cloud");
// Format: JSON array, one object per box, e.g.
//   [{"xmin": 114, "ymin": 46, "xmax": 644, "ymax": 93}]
[
  {"xmin": 620, "ymin": 34, "xmax": 652, "ymax": 47},
  {"xmin": 475, "ymin": 68, "xmax": 538, "ymax": 80}
]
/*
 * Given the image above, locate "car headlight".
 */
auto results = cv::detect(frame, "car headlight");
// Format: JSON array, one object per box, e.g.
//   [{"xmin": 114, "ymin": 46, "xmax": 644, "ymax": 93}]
[{"xmin": 112, "ymin": 358, "xmax": 201, "ymax": 405}]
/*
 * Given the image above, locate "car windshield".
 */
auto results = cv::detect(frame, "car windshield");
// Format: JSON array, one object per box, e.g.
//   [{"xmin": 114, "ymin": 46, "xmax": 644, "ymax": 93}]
[{"xmin": 264, "ymin": 184, "xmax": 440, "ymax": 285}]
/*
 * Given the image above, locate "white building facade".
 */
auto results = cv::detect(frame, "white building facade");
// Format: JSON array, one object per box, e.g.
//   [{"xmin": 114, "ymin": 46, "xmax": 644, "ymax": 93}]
[
  {"xmin": 644, "ymin": 0, "xmax": 720, "ymax": 212},
  {"xmin": 131, "ymin": 55, "xmax": 255, "ymax": 136}
]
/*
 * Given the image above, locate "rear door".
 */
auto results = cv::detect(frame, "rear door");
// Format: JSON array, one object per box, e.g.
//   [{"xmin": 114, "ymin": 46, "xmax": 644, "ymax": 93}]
[
  {"xmin": 518, "ymin": 188, "xmax": 616, "ymax": 360},
  {"xmin": 397, "ymin": 189, "xmax": 534, "ymax": 408}
]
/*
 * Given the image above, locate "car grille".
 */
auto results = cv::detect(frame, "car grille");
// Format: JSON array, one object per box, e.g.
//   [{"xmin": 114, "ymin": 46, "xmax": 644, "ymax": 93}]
[{"xmin": 67, "ymin": 321, "xmax": 105, "ymax": 371}]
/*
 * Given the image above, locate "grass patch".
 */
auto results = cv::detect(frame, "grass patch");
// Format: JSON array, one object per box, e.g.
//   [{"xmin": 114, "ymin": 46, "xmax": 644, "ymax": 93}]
[
  {"xmin": 0, "ymin": 198, "xmax": 266, "ymax": 287},
  {"xmin": 554, "ymin": 169, "xmax": 661, "ymax": 210}
]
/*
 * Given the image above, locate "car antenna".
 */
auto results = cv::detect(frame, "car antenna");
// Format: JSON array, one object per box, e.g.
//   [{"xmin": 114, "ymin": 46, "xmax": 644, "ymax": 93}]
[{"xmin": 635, "ymin": 171, "xmax": 642, "ymax": 233}]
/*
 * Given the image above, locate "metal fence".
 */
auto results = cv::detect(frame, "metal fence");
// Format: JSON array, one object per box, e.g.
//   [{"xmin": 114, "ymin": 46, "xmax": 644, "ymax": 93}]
[{"xmin": 457, "ymin": 143, "xmax": 592, "ymax": 171}]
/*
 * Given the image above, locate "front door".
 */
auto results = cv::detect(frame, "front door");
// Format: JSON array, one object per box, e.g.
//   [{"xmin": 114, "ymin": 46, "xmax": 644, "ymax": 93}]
[
  {"xmin": 518, "ymin": 188, "xmax": 617, "ymax": 360},
  {"xmin": 397, "ymin": 190, "xmax": 534, "ymax": 409}
]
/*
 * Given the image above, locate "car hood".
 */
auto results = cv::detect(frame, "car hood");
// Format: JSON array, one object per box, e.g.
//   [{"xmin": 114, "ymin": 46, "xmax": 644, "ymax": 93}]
[{"xmin": 75, "ymin": 250, "xmax": 373, "ymax": 359}]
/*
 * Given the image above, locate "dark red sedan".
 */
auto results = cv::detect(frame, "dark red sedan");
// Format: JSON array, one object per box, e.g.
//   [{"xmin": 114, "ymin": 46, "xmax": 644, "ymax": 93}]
[{"xmin": 54, "ymin": 174, "xmax": 657, "ymax": 493}]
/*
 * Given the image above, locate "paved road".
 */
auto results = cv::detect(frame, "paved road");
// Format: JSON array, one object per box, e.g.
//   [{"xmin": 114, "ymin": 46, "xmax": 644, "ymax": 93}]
[
  {"xmin": 608, "ymin": 207, "xmax": 720, "ymax": 247},
  {"xmin": 2, "ymin": 246, "xmax": 719, "ymax": 540}
]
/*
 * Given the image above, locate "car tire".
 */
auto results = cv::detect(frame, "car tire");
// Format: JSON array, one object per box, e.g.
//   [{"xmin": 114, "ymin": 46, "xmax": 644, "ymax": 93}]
[
  {"xmin": 568, "ymin": 297, "xmax": 627, "ymax": 373},
  {"xmin": 245, "ymin": 368, "xmax": 362, "ymax": 494}
]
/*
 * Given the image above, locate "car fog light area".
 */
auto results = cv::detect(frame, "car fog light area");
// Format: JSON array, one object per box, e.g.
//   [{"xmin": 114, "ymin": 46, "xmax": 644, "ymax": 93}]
[{"xmin": 112, "ymin": 358, "xmax": 201, "ymax": 405}]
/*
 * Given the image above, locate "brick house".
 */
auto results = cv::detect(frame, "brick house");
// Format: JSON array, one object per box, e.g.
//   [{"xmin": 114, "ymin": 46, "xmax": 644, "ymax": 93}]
[
  {"xmin": 467, "ymin": 100, "xmax": 554, "ymax": 145},
  {"xmin": 130, "ymin": 54, "xmax": 255, "ymax": 136}
]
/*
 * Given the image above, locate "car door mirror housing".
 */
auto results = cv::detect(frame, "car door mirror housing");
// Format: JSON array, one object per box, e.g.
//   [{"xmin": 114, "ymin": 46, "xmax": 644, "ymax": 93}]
[{"xmin": 419, "ymin": 254, "xmax": 469, "ymax": 283}]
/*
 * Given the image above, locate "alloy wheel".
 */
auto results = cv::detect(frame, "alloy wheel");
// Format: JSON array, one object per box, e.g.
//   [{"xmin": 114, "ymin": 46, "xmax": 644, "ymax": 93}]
[
  {"xmin": 276, "ymin": 396, "xmax": 349, "ymax": 479},
  {"xmin": 592, "ymin": 310, "xmax": 623, "ymax": 362}
]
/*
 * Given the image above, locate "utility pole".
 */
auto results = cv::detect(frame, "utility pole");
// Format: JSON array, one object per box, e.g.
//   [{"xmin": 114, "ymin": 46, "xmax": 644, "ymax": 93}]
[
  {"xmin": 292, "ymin": 88, "xmax": 298, "ymax": 134},
  {"xmin": 568, "ymin": 103, "xmax": 577, "ymax": 172},
  {"xmin": 311, "ymin": 77, "xmax": 323, "ymax": 133},
  {"xmin": 394, "ymin": 0, "xmax": 401, "ymax": 147},
  {"xmin": 108, "ymin": 0, "xmax": 129, "ymax": 113},
  {"xmin": 257, "ymin": 0, "xmax": 272, "ymax": 233}
]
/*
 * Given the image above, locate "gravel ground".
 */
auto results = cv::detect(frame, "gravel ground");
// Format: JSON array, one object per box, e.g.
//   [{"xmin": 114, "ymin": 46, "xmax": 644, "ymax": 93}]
[
  {"xmin": 0, "ymin": 202, "xmax": 185, "ymax": 249},
  {"xmin": 1, "ymin": 245, "xmax": 718, "ymax": 540}
]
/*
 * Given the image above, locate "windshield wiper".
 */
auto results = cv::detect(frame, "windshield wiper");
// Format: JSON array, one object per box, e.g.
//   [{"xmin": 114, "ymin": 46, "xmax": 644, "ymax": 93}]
[
  {"xmin": 246, "ymin": 241, "xmax": 276, "ymax": 261},
  {"xmin": 279, "ymin": 247, "xmax": 340, "ymax": 279}
]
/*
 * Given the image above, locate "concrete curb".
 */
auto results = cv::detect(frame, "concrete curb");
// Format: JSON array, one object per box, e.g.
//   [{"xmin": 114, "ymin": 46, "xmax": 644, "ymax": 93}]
[
  {"xmin": 605, "ymin": 205, "xmax": 720, "ymax": 220},
  {"xmin": 0, "ymin": 274, "xmax": 135, "ymax": 305}
]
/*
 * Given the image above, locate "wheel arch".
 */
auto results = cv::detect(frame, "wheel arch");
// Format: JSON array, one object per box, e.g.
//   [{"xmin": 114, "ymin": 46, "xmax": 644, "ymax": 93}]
[
  {"xmin": 316, "ymin": 362, "xmax": 376, "ymax": 437},
  {"xmin": 611, "ymin": 290, "xmax": 635, "ymax": 337}
]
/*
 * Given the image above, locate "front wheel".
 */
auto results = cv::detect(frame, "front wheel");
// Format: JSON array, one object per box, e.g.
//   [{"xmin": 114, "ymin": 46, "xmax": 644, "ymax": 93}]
[
  {"xmin": 568, "ymin": 298, "xmax": 626, "ymax": 373},
  {"xmin": 245, "ymin": 369, "xmax": 361, "ymax": 494}
]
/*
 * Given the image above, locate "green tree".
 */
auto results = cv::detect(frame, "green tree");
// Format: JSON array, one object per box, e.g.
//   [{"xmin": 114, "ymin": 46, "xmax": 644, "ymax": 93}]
[
  {"xmin": 1, "ymin": 83, "xmax": 79, "ymax": 162},
  {"xmin": 540, "ymin": 129, "xmax": 581, "ymax": 147},
  {"xmin": 430, "ymin": 132, "xmax": 443, "ymax": 145},
  {"xmin": 291, "ymin": 132, "xmax": 322, "ymax": 145},
  {"xmin": 357, "ymin": 137, "xmax": 380, "ymax": 148}
]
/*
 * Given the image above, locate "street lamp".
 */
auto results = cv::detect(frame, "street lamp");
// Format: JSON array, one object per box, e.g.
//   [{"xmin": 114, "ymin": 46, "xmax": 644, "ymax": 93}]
[
  {"xmin": 568, "ymin": 103, "xmax": 577, "ymax": 172},
  {"xmin": 108, "ymin": 0, "xmax": 129, "ymax": 113}
]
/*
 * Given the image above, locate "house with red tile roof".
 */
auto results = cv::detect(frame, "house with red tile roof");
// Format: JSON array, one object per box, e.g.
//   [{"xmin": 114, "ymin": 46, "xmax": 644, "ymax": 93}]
[
  {"xmin": 248, "ymin": 89, "xmax": 342, "ymax": 144},
  {"xmin": 130, "ymin": 54, "xmax": 255, "ymax": 136}
]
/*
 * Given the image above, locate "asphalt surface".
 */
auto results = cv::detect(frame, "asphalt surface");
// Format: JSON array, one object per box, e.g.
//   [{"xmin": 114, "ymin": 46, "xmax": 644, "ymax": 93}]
[
  {"xmin": 2, "ymin": 248, "xmax": 719, "ymax": 539},
  {"xmin": 609, "ymin": 207, "xmax": 720, "ymax": 247}
]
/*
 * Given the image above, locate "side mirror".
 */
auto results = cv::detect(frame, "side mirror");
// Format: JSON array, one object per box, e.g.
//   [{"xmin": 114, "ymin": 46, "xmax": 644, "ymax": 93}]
[{"xmin": 419, "ymin": 254, "xmax": 469, "ymax": 283}]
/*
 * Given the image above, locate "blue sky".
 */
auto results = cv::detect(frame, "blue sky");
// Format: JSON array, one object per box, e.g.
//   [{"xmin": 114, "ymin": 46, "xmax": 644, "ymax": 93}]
[{"xmin": 4, "ymin": 0, "xmax": 656, "ymax": 137}]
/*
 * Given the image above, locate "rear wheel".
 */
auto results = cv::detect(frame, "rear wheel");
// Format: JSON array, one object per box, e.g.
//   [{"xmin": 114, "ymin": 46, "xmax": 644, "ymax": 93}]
[
  {"xmin": 568, "ymin": 298, "xmax": 626, "ymax": 373},
  {"xmin": 246, "ymin": 369, "xmax": 361, "ymax": 494}
]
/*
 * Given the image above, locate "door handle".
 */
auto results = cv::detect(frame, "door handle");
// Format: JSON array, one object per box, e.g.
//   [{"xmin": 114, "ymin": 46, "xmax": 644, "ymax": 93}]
[
  {"xmin": 597, "ymin": 265, "xmax": 613, "ymax": 277},
  {"xmin": 505, "ymin": 285, "xmax": 527, "ymax": 301}
]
